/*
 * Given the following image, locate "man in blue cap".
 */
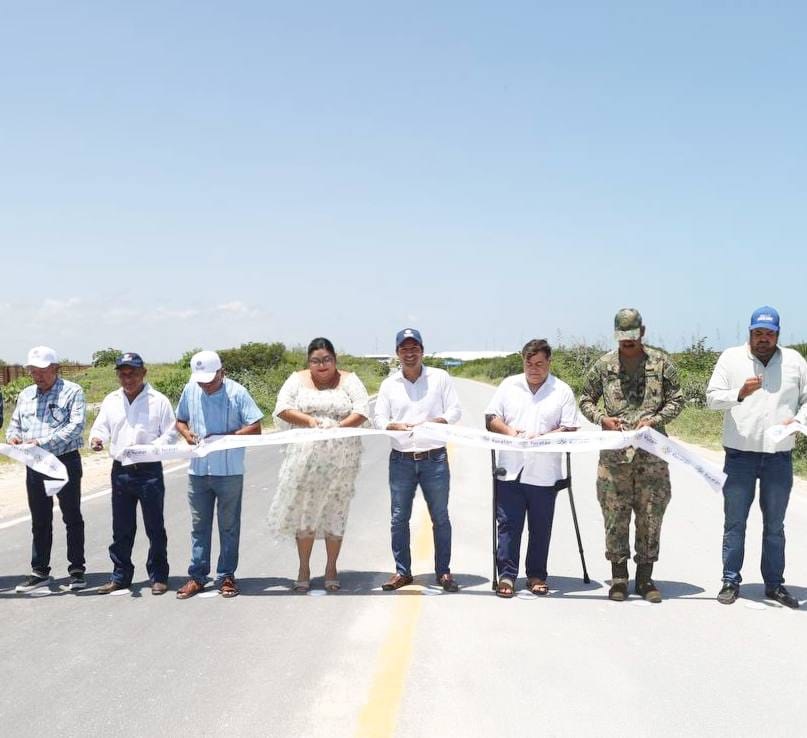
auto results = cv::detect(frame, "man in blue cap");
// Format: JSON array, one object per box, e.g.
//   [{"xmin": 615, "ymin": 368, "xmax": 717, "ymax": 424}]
[
  {"xmin": 90, "ymin": 353, "xmax": 177, "ymax": 595},
  {"xmin": 707, "ymin": 306, "xmax": 807, "ymax": 608},
  {"xmin": 374, "ymin": 328, "xmax": 462, "ymax": 591}
]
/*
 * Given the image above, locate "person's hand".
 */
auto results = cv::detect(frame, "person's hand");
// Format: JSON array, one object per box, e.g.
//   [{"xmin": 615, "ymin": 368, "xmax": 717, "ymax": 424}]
[
  {"xmin": 185, "ymin": 432, "xmax": 200, "ymax": 445},
  {"xmin": 9, "ymin": 437, "xmax": 22, "ymax": 446},
  {"xmin": 782, "ymin": 417, "xmax": 796, "ymax": 426},
  {"xmin": 387, "ymin": 422, "xmax": 414, "ymax": 431},
  {"xmin": 602, "ymin": 417, "xmax": 625, "ymax": 431},
  {"xmin": 307, "ymin": 416, "xmax": 319, "ymax": 428},
  {"xmin": 635, "ymin": 418, "xmax": 655, "ymax": 429},
  {"xmin": 90, "ymin": 437, "xmax": 104, "ymax": 451},
  {"xmin": 428, "ymin": 417, "xmax": 448, "ymax": 424},
  {"xmin": 739, "ymin": 376, "xmax": 762, "ymax": 400}
]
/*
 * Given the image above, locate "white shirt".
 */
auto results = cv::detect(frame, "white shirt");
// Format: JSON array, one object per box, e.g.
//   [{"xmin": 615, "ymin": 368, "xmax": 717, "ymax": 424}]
[
  {"xmin": 484, "ymin": 373, "xmax": 578, "ymax": 486},
  {"xmin": 706, "ymin": 344, "xmax": 807, "ymax": 453},
  {"xmin": 373, "ymin": 366, "xmax": 462, "ymax": 451},
  {"xmin": 90, "ymin": 383, "xmax": 177, "ymax": 459}
]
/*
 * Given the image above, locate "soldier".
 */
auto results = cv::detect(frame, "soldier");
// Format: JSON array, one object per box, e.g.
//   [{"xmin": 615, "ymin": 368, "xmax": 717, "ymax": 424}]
[{"xmin": 579, "ymin": 309, "xmax": 684, "ymax": 602}]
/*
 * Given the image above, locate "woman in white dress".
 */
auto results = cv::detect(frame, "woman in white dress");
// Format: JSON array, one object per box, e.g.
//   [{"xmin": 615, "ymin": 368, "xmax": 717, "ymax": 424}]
[{"xmin": 268, "ymin": 338, "xmax": 370, "ymax": 592}]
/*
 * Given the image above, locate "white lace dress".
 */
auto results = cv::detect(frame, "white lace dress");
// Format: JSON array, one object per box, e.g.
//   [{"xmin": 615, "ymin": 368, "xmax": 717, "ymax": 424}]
[{"xmin": 267, "ymin": 371, "xmax": 370, "ymax": 539}]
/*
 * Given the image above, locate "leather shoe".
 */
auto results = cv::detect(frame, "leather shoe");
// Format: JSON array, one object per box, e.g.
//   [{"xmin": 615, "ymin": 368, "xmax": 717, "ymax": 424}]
[
  {"xmin": 219, "ymin": 576, "xmax": 239, "ymax": 598},
  {"xmin": 151, "ymin": 582, "xmax": 168, "ymax": 595},
  {"xmin": 97, "ymin": 581, "xmax": 128, "ymax": 595},
  {"xmin": 176, "ymin": 578, "xmax": 205, "ymax": 600},
  {"xmin": 382, "ymin": 573, "xmax": 413, "ymax": 591},
  {"xmin": 765, "ymin": 585, "xmax": 800, "ymax": 609},
  {"xmin": 437, "ymin": 573, "xmax": 459, "ymax": 592},
  {"xmin": 717, "ymin": 582, "xmax": 739, "ymax": 605}
]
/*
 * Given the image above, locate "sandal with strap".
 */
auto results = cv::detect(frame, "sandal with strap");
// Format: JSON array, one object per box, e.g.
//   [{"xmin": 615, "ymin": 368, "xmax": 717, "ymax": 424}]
[
  {"xmin": 324, "ymin": 579, "xmax": 341, "ymax": 592},
  {"xmin": 293, "ymin": 580, "xmax": 310, "ymax": 593},
  {"xmin": 528, "ymin": 579, "xmax": 549, "ymax": 595},
  {"xmin": 496, "ymin": 578, "xmax": 515, "ymax": 598}
]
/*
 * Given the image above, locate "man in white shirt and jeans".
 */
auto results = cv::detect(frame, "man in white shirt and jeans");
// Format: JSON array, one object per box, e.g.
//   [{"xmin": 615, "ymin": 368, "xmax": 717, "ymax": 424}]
[
  {"xmin": 374, "ymin": 329, "xmax": 462, "ymax": 592},
  {"xmin": 707, "ymin": 306, "xmax": 807, "ymax": 608},
  {"xmin": 90, "ymin": 353, "xmax": 177, "ymax": 595},
  {"xmin": 485, "ymin": 339, "xmax": 578, "ymax": 598}
]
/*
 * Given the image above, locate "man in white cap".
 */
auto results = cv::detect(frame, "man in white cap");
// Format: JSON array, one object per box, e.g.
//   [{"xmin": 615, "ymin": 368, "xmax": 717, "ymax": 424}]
[
  {"xmin": 174, "ymin": 350, "xmax": 263, "ymax": 599},
  {"xmin": 707, "ymin": 306, "xmax": 807, "ymax": 608},
  {"xmin": 6, "ymin": 346, "xmax": 87, "ymax": 592},
  {"xmin": 90, "ymin": 352, "xmax": 177, "ymax": 595}
]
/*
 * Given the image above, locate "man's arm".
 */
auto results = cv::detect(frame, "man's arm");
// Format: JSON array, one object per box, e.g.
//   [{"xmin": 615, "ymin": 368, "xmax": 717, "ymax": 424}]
[
  {"xmin": 432, "ymin": 373, "xmax": 461, "ymax": 425},
  {"xmin": 638, "ymin": 358, "xmax": 685, "ymax": 428},
  {"xmin": 89, "ymin": 395, "xmax": 112, "ymax": 450}
]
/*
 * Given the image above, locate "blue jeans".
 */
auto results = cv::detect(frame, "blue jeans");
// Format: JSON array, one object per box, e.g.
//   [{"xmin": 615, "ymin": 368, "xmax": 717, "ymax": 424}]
[
  {"xmin": 187, "ymin": 474, "xmax": 244, "ymax": 582},
  {"xmin": 389, "ymin": 450, "xmax": 452, "ymax": 577},
  {"xmin": 722, "ymin": 448, "xmax": 792, "ymax": 587},
  {"xmin": 496, "ymin": 477, "xmax": 558, "ymax": 582},
  {"xmin": 109, "ymin": 461, "xmax": 168, "ymax": 586}
]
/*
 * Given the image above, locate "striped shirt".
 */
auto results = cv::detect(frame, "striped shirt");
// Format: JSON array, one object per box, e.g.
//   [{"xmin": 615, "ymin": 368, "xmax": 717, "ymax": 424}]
[
  {"xmin": 176, "ymin": 377, "xmax": 263, "ymax": 476},
  {"xmin": 6, "ymin": 377, "xmax": 86, "ymax": 456}
]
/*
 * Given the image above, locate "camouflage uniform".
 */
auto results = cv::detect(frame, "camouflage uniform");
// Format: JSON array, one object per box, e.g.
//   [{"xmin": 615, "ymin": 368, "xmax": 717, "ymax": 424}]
[{"xmin": 579, "ymin": 347, "xmax": 684, "ymax": 564}]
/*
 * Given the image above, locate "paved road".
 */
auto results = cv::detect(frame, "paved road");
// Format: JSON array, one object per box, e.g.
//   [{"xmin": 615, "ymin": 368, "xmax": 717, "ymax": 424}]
[{"xmin": 1, "ymin": 378, "xmax": 806, "ymax": 737}]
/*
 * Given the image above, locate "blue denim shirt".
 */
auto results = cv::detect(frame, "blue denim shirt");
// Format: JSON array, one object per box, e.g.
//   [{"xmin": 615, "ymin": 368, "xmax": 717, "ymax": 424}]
[{"xmin": 176, "ymin": 377, "xmax": 263, "ymax": 476}]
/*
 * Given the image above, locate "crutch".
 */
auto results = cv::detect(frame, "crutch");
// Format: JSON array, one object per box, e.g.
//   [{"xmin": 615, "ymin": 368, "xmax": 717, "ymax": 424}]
[{"xmin": 557, "ymin": 451, "xmax": 590, "ymax": 583}]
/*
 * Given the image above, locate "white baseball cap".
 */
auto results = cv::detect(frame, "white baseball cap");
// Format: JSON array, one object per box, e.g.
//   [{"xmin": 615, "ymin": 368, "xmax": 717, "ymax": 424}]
[
  {"xmin": 189, "ymin": 350, "xmax": 222, "ymax": 383},
  {"xmin": 25, "ymin": 346, "xmax": 59, "ymax": 368}
]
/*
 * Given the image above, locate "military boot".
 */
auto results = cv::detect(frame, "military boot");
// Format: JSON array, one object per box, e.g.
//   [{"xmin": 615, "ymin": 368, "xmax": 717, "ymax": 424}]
[
  {"xmin": 608, "ymin": 562, "xmax": 629, "ymax": 601},
  {"xmin": 635, "ymin": 563, "xmax": 662, "ymax": 603}
]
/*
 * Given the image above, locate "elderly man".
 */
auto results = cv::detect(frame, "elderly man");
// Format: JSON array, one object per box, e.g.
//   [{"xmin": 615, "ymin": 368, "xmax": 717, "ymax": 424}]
[
  {"xmin": 175, "ymin": 350, "xmax": 263, "ymax": 599},
  {"xmin": 374, "ymin": 328, "xmax": 462, "ymax": 592},
  {"xmin": 485, "ymin": 339, "xmax": 578, "ymax": 597},
  {"xmin": 579, "ymin": 309, "xmax": 684, "ymax": 603},
  {"xmin": 6, "ymin": 346, "xmax": 86, "ymax": 592},
  {"xmin": 707, "ymin": 306, "xmax": 807, "ymax": 608},
  {"xmin": 90, "ymin": 353, "xmax": 177, "ymax": 595}
]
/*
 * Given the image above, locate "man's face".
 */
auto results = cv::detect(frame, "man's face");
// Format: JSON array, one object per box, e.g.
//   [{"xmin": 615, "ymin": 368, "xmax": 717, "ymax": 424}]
[
  {"xmin": 197, "ymin": 369, "xmax": 224, "ymax": 395},
  {"xmin": 116, "ymin": 366, "xmax": 147, "ymax": 395},
  {"xmin": 29, "ymin": 364, "xmax": 58, "ymax": 392},
  {"xmin": 618, "ymin": 326, "xmax": 645, "ymax": 357},
  {"xmin": 523, "ymin": 352, "xmax": 550, "ymax": 386},
  {"xmin": 749, "ymin": 328, "xmax": 778, "ymax": 360},
  {"xmin": 396, "ymin": 339, "xmax": 423, "ymax": 370}
]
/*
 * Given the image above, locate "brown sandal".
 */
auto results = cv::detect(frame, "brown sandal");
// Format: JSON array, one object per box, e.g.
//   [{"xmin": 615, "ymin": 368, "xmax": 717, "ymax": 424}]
[
  {"xmin": 496, "ymin": 578, "xmax": 515, "ymax": 598},
  {"xmin": 528, "ymin": 579, "xmax": 549, "ymax": 595}
]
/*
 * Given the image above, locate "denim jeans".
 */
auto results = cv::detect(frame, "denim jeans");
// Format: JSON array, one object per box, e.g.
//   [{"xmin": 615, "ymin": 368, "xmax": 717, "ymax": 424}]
[
  {"xmin": 109, "ymin": 461, "xmax": 168, "ymax": 586},
  {"xmin": 496, "ymin": 477, "xmax": 558, "ymax": 582},
  {"xmin": 722, "ymin": 448, "xmax": 792, "ymax": 587},
  {"xmin": 389, "ymin": 450, "xmax": 452, "ymax": 577},
  {"xmin": 26, "ymin": 450, "xmax": 84, "ymax": 576},
  {"xmin": 187, "ymin": 474, "xmax": 244, "ymax": 582}
]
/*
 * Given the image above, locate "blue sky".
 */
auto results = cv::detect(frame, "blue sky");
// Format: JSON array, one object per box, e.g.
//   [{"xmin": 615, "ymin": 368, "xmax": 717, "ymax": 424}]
[{"xmin": 2, "ymin": 2, "xmax": 805, "ymax": 363}]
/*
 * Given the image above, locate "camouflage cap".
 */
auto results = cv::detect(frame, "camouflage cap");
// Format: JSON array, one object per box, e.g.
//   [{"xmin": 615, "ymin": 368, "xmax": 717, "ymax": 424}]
[{"xmin": 614, "ymin": 308, "xmax": 643, "ymax": 341}]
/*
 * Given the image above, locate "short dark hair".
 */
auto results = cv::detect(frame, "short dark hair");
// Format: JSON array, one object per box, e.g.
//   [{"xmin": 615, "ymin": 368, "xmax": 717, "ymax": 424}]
[
  {"xmin": 307, "ymin": 337, "xmax": 337, "ymax": 359},
  {"xmin": 521, "ymin": 339, "xmax": 551, "ymax": 361}
]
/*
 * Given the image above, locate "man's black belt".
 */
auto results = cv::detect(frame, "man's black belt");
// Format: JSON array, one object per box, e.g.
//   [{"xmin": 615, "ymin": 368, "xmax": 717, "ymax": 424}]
[{"xmin": 391, "ymin": 447, "xmax": 447, "ymax": 461}]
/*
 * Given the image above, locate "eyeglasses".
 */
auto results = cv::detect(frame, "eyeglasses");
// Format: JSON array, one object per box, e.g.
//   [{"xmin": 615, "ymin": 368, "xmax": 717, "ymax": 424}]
[{"xmin": 308, "ymin": 356, "xmax": 335, "ymax": 366}]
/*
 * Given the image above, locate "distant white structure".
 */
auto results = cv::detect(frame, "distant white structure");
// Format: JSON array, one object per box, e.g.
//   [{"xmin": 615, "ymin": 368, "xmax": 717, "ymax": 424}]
[{"xmin": 428, "ymin": 350, "xmax": 514, "ymax": 362}]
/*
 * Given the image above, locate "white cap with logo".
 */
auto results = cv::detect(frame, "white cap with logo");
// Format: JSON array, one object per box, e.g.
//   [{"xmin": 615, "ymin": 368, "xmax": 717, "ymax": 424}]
[
  {"xmin": 189, "ymin": 350, "xmax": 222, "ymax": 383},
  {"xmin": 25, "ymin": 346, "xmax": 59, "ymax": 368}
]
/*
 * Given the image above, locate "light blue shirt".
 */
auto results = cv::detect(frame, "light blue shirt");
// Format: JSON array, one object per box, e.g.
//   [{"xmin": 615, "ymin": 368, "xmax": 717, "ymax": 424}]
[{"xmin": 176, "ymin": 377, "xmax": 263, "ymax": 476}]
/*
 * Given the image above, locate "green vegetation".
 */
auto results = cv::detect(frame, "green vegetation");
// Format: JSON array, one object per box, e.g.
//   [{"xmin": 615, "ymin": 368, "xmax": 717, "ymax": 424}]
[{"xmin": 91, "ymin": 347, "xmax": 123, "ymax": 367}]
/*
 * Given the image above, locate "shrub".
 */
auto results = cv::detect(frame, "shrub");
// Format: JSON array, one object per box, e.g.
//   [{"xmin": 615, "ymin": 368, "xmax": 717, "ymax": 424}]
[{"xmin": 92, "ymin": 348, "xmax": 123, "ymax": 367}]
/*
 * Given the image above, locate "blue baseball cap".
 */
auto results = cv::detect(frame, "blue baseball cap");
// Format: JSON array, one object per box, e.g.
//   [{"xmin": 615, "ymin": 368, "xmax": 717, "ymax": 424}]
[
  {"xmin": 749, "ymin": 306, "xmax": 780, "ymax": 332},
  {"xmin": 396, "ymin": 328, "xmax": 423, "ymax": 348},
  {"xmin": 116, "ymin": 352, "xmax": 145, "ymax": 369}
]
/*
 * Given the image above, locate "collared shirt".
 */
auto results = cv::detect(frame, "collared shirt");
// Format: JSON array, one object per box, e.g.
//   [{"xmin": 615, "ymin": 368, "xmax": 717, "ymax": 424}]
[
  {"xmin": 485, "ymin": 373, "xmax": 578, "ymax": 486},
  {"xmin": 176, "ymin": 377, "xmax": 264, "ymax": 476},
  {"xmin": 6, "ymin": 377, "xmax": 85, "ymax": 456},
  {"xmin": 706, "ymin": 344, "xmax": 807, "ymax": 453},
  {"xmin": 90, "ymin": 383, "xmax": 177, "ymax": 458},
  {"xmin": 373, "ymin": 366, "xmax": 462, "ymax": 452}
]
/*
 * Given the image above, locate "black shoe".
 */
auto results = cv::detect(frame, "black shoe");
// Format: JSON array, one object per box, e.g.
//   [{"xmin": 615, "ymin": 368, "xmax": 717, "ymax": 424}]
[
  {"xmin": 765, "ymin": 585, "xmax": 800, "ymax": 609},
  {"xmin": 15, "ymin": 574, "xmax": 51, "ymax": 593},
  {"xmin": 437, "ymin": 573, "xmax": 459, "ymax": 592},
  {"xmin": 68, "ymin": 572, "xmax": 87, "ymax": 591},
  {"xmin": 717, "ymin": 582, "xmax": 739, "ymax": 605}
]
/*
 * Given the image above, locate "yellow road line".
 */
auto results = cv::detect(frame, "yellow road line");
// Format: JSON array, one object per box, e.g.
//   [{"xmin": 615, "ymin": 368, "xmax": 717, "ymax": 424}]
[{"xmin": 355, "ymin": 448, "xmax": 452, "ymax": 738}]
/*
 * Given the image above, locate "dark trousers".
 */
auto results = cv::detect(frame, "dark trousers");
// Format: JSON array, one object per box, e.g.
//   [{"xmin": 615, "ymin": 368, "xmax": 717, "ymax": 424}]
[
  {"xmin": 110, "ymin": 461, "xmax": 168, "ymax": 585},
  {"xmin": 496, "ymin": 476, "xmax": 558, "ymax": 582},
  {"xmin": 26, "ymin": 450, "xmax": 84, "ymax": 576}
]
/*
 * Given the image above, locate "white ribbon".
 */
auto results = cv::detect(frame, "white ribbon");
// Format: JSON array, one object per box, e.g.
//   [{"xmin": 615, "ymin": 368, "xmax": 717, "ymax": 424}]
[
  {"xmin": 119, "ymin": 423, "xmax": 727, "ymax": 492},
  {"xmin": 765, "ymin": 422, "xmax": 807, "ymax": 444},
  {"xmin": 0, "ymin": 443, "xmax": 69, "ymax": 496}
]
